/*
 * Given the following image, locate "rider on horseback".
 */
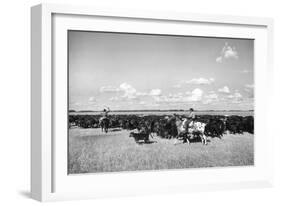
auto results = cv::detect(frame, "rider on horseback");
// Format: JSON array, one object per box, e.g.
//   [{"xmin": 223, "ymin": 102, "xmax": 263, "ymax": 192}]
[
  {"xmin": 99, "ymin": 107, "xmax": 111, "ymax": 133},
  {"xmin": 102, "ymin": 107, "xmax": 110, "ymax": 118},
  {"xmin": 100, "ymin": 107, "xmax": 110, "ymax": 122},
  {"xmin": 184, "ymin": 108, "xmax": 195, "ymax": 130}
]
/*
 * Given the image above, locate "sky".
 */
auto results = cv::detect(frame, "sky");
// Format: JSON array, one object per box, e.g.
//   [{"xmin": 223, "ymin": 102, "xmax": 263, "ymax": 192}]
[{"xmin": 68, "ymin": 31, "xmax": 254, "ymax": 111}]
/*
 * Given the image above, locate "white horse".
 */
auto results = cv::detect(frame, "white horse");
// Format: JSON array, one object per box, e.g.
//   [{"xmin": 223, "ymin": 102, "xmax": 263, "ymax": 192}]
[
  {"xmin": 174, "ymin": 117, "xmax": 207, "ymax": 145},
  {"xmin": 187, "ymin": 121, "xmax": 207, "ymax": 145}
]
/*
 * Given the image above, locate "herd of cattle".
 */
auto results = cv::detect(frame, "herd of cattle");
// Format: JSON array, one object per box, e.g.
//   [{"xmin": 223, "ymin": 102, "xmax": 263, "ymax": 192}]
[{"xmin": 69, "ymin": 114, "xmax": 254, "ymax": 139}]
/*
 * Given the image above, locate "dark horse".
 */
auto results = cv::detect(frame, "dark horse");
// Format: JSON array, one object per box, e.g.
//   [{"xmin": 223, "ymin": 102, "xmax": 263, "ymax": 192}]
[{"xmin": 99, "ymin": 117, "xmax": 110, "ymax": 133}]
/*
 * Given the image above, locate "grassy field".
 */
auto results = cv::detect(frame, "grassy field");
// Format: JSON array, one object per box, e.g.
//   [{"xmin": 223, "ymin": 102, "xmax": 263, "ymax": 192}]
[{"xmin": 68, "ymin": 128, "xmax": 254, "ymax": 174}]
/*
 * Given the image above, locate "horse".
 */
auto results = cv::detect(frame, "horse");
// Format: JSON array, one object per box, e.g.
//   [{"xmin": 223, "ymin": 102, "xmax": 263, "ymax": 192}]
[
  {"xmin": 173, "ymin": 115, "xmax": 207, "ymax": 145},
  {"xmin": 188, "ymin": 121, "xmax": 207, "ymax": 145},
  {"xmin": 99, "ymin": 117, "xmax": 110, "ymax": 133}
]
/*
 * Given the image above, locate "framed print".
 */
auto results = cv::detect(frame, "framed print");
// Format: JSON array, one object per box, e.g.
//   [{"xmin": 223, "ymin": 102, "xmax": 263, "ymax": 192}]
[{"xmin": 31, "ymin": 3, "xmax": 274, "ymax": 201}]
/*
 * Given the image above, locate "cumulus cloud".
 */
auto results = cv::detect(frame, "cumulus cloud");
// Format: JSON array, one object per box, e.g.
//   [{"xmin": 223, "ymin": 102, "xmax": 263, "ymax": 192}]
[
  {"xmin": 244, "ymin": 84, "xmax": 254, "ymax": 93},
  {"xmin": 73, "ymin": 102, "xmax": 82, "ymax": 106},
  {"xmin": 88, "ymin": 97, "xmax": 96, "ymax": 102},
  {"xmin": 240, "ymin": 70, "xmax": 251, "ymax": 74},
  {"xmin": 216, "ymin": 56, "xmax": 223, "ymax": 63},
  {"xmin": 99, "ymin": 86, "xmax": 120, "ymax": 93},
  {"xmin": 218, "ymin": 86, "xmax": 230, "ymax": 94},
  {"xmin": 206, "ymin": 93, "xmax": 218, "ymax": 99},
  {"xmin": 224, "ymin": 47, "xmax": 238, "ymax": 59},
  {"xmin": 109, "ymin": 96, "xmax": 119, "ymax": 101},
  {"xmin": 228, "ymin": 91, "xmax": 243, "ymax": 103},
  {"xmin": 100, "ymin": 83, "xmax": 138, "ymax": 99},
  {"xmin": 172, "ymin": 92, "xmax": 184, "ymax": 97},
  {"xmin": 173, "ymin": 78, "xmax": 214, "ymax": 88},
  {"xmin": 185, "ymin": 77, "xmax": 215, "ymax": 85},
  {"xmin": 100, "ymin": 83, "xmax": 164, "ymax": 100},
  {"xmin": 202, "ymin": 93, "xmax": 219, "ymax": 104},
  {"xmin": 172, "ymin": 84, "xmax": 182, "ymax": 88},
  {"xmin": 188, "ymin": 88, "xmax": 204, "ymax": 101},
  {"xmin": 228, "ymin": 92, "xmax": 242, "ymax": 99},
  {"xmin": 216, "ymin": 42, "xmax": 239, "ymax": 63},
  {"xmin": 119, "ymin": 82, "xmax": 138, "ymax": 99},
  {"xmin": 153, "ymin": 95, "xmax": 178, "ymax": 103},
  {"xmin": 149, "ymin": 89, "xmax": 162, "ymax": 96},
  {"xmin": 135, "ymin": 92, "xmax": 148, "ymax": 96},
  {"xmin": 234, "ymin": 92, "xmax": 243, "ymax": 99},
  {"xmin": 154, "ymin": 88, "xmax": 203, "ymax": 103},
  {"xmin": 245, "ymin": 84, "xmax": 254, "ymax": 89},
  {"xmin": 244, "ymin": 84, "xmax": 254, "ymax": 98}
]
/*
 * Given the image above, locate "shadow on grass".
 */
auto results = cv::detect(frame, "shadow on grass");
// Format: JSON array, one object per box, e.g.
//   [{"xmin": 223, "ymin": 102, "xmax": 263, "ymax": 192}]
[
  {"xmin": 178, "ymin": 138, "xmax": 211, "ymax": 144},
  {"xmin": 136, "ymin": 140, "xmax": 158, "ymax": 145},
  {"xmin": 189, "ymin": 139, "xmax": 211, "ymax": 143},
  {"xmin": 109, "ymin": 128, "xmax": 122, "ymax": 132}
]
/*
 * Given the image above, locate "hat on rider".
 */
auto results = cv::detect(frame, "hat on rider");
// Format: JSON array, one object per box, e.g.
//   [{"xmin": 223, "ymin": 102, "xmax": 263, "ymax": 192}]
[{"xmin": 189, "ymin": 108, "xmax": 194, "ymax": 111}]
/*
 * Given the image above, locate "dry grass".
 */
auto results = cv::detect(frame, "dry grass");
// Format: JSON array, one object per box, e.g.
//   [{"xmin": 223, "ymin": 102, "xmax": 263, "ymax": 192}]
[{"xmin": 68, "ymin": 128, "xmax": 254, "ymax": 174}]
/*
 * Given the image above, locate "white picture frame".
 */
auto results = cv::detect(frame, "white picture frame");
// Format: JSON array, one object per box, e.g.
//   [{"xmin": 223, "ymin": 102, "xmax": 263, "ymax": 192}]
[{"xmin": 31, "ymin": 3, "xmax": 274, "ymax": 202}]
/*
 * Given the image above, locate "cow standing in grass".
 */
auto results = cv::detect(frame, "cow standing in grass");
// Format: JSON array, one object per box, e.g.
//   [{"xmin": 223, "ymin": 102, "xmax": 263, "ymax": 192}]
[
  {"xmin": 204, "ymin": 118, "xmax": 225, "ymax": 138},
  {"xmin": 129, "ymin": 132, "xmax": 150, "ymax": 143},
  {"xmin": 129, "ymin": 125, "xmax": 152, "ymax": 143}
]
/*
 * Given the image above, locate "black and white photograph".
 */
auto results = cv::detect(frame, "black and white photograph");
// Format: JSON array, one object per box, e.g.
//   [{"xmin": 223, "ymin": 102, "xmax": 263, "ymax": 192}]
[{"xmin": 68, "ymin": 31, "xmax": 254, "ymax": 174}]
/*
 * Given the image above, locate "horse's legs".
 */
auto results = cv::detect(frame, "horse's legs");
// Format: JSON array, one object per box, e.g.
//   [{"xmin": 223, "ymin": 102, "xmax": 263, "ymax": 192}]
[
  {"xmin": 183, "ymin": 132, "xmax": 190, "ymax": 145},
  {"xmin": 202, "ymin": 134, "xmax": 207, "ymax": 145},
  {"xmin": 173, "ymin": 136, "xmax": 179, "ymax": 145},
  {"xmin": 186, "ymin": 137, "xmax": 190, "ymax": 145},
  {"xmin": 174, "ymin": 135, "xmax": 182, "ymax": 145}
]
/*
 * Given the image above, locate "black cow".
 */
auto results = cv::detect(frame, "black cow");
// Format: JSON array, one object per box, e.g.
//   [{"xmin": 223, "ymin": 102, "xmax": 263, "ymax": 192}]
[
  {"xmin": 242, "ymin": 116, "xmax": 254, "ymax": 134},
  {"xmin": 226, "ymin": 116, "xmax": 244, "ymax": 134},
  {"xmin": 129, "ymin": 131, "xmax": 149, "ymax": 143},
  {"xmin": 204, "ymin": 118, "xmax": 225, "ymax": 138}
]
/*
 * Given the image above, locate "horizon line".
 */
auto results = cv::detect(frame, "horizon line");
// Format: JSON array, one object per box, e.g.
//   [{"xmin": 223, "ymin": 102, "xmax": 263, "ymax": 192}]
[{"xmin": 69, "ymin": 109, "xmax": 254, "ymax": 112}]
